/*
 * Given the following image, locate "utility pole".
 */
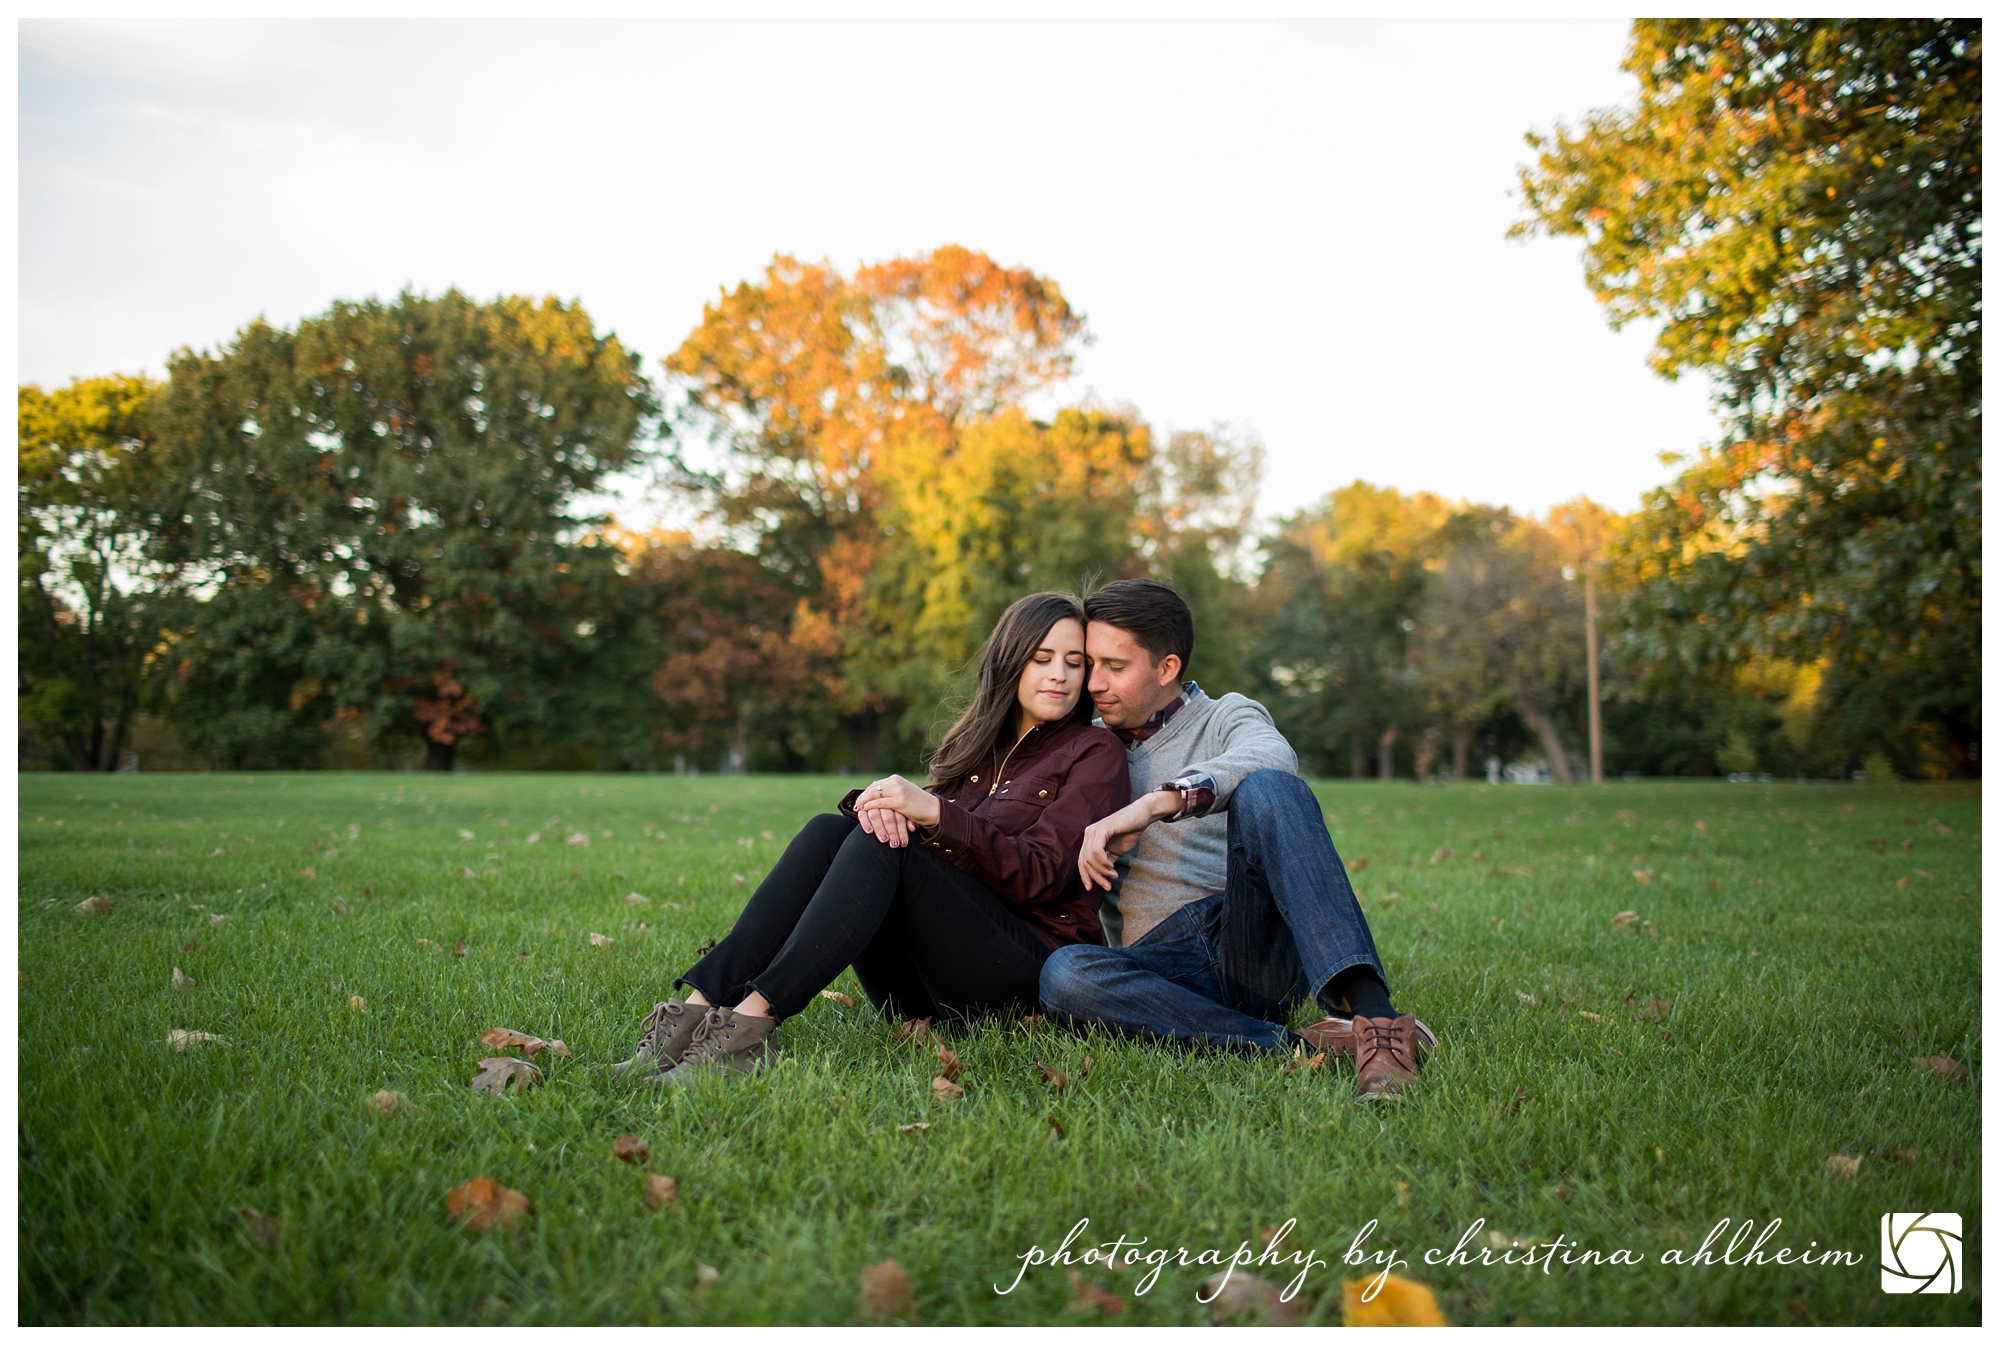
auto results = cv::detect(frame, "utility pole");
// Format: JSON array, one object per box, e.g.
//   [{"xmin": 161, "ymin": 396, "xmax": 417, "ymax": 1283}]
[{"xmin": 1585, "ymin": 567, "xmax": 1604, "ymax": 784}]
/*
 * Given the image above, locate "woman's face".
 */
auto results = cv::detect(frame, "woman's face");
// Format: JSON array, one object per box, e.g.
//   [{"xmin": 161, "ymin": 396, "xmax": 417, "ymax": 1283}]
[{"xmin": 1015, "ymin": 617, "xmax": 1087, "ymax": 728}]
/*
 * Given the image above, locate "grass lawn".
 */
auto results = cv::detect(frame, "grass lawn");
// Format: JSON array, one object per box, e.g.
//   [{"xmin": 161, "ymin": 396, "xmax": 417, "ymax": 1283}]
[{"xmin": 17, "ymin": 772, "xmax": 1981, "ymax": 1325}]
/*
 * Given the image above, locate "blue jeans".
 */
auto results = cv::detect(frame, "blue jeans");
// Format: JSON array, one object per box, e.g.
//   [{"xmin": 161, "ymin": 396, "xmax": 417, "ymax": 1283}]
[{"xmin": 1039, "ymin": 770, "xmax": 1387, "ymax": 1052}]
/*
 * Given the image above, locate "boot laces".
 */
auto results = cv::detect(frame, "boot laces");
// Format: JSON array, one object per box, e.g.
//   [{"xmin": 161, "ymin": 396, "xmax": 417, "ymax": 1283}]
[
  {"xmin": 683, "ymin": 1007, "xmax": 729, "ymax": 1059},
  {"xmin": 638, "ymin": 1000, "xmax": 682, "ymax": 1053}
]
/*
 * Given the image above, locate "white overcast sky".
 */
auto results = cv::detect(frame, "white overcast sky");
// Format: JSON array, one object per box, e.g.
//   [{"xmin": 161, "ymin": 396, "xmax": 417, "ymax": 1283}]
[{"xmin": 18, "ymin": 17, "xmax": 1720, "ymax": 527}]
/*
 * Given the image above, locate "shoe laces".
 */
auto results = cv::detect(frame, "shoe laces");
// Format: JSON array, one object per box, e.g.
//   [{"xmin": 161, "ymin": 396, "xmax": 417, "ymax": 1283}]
[
  {"xmin": 682, "ymin": 1007, "xmax": 729, "ymax": 1059},
  {"xmin": 1358, "ymin": 1018, "xmax": 1405, "ymax": 1059},
  {"xmin": 637, "ymin": 1000, "xmax": 683, "ymax": 1052}
]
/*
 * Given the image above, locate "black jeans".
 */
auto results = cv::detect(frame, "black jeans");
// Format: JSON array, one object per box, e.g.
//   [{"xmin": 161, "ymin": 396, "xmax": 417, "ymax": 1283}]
[{"xmin": 678, "ymin": 812, "xmax": 1052, "ymax": 1023}]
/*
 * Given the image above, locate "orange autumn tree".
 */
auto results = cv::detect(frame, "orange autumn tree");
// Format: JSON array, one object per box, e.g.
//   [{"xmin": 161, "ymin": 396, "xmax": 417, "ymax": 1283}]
[{"xmin": 664, "ymin": 246, "xmax": 1097, "ymax": 769}]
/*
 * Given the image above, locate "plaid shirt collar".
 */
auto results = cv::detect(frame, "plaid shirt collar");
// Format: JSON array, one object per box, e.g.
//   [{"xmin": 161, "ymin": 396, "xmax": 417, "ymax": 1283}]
[{"xmin": 1114, "ymin": 681, "xmax": 1200, "ymax": 745}]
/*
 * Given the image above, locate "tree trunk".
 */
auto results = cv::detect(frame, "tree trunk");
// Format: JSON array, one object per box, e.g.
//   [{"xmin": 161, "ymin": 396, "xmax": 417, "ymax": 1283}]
[
  {"xmin": 852, "ymin": 707, "xmax": 879, "ymax": 775},
  {"xmin": 423, "ymin": 739, "xmax": 458, "ymax": 771},
  {"xmin": 1349, "ymin": 724, "xmax": 1365, "ymax": 780},
  {"xmin": 1376, "ymin": 725, "xmax": 1398, "ymax": 780},
  {"xmin": 1519, "ymin": 702, "xmax": 1575, "ymax": 784},
  {"xmin": 1413, "ymin": 731, "xmax": 1437, "ymax": 783},
  {"xmin": 1452, "ymin": 725, "xmax": 1474, "ymax": 783}
]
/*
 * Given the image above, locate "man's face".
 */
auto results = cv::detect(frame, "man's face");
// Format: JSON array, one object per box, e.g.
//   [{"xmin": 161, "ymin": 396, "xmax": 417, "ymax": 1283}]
[{"xmin": 1086, "ymin": 622, "xmax": 1183, "ymax": 730}]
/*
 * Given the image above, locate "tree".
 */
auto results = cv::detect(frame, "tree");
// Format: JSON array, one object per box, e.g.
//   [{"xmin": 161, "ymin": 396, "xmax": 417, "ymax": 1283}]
[
  {"xmin": 664, "ymin": 247, "xmax": 1087, "ymax": 768},
  {"xmin": 1413, "ymin": 510, "xmax": 1586, "ymax": 782},
  {"xmin": 1256, "ymin": 483, "xmax": 1453, "ymax": 776},
  {"xmin": 151, "ymin": 290, "xmax": 657, "ymax": 769},
  {"xmin": 1517, "ymin": 19, "xmax": 1981, "ymax": 773},
  {"xmin": 18, "ymin": 376, "xmax": 166, "ymax": 770}
]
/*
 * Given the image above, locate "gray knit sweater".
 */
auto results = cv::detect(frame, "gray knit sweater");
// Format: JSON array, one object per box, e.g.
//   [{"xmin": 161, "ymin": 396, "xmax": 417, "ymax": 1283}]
[{"xmin": 1100, "ymin": 685, "xmax": 1298, "ymax": 946}]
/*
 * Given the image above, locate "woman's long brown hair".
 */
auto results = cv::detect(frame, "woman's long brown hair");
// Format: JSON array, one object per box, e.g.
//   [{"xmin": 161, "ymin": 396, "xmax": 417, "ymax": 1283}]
[{"xmin": 927, "ymin": 591, "xmax": 1091, "ymax": 789}]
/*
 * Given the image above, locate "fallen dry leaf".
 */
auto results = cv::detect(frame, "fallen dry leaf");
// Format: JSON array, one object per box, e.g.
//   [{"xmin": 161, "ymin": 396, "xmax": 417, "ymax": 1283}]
[
  {"xmin": 896, "ymin": 1122, "xmax": 932, "ymax": 1135},
  {"xmin": 1430, "ymin": 847, "xmax": 1453, "ymax": 864},
  {"xmin": 1201, "ymin": 1271, "xmax": 1300, "ymax": 1325},
  {"xmin": 860, "ymin": 1257, "xmax": 914, "ymax": 1322},
  {"xmin": 478, "ymin": 1027, "xmax": 572, "ymax": 1059},
  {"xmin": 1631, "ymin": 869, "xmax": 1654, "ymax": 885},
  {"xmin": 236, "ymin": 1206, "xmax": 281, "ymax": 1250},
  {"xmin": 1578, "ymin": 1010, "xmax": 1607, "ymax": 1023},
  {"xmin": 332, "ymin": 898, "xmax": 351, "ymax": 916},
  {"xmin": 820, "ymin": 989, "xmax": 856, "ymax": 1007},
  {"xmin": 1611, "ymin": 910, "xmax": 1640, "ymax": 929},
  {"xmin": 446, "ymin": 1177, "xmax": 529, "ymax": 1233},
  {"xmin": 1547, "ymin": 1180, "xmax": 1576, "ymax": 1202},
  {"xmin": 454, "ymin": 940, "xmax": 467, "ymax": 958},
  {"xmin": 1348, "ymin": 856, "xmax": 1371, "ymax": 873},
  {"xmin": 931, "ymin": 1075, "xmax": 965, "ymax": 1101},
  {"xmin": 935, "ymin": 1044, "xmax": 964, "ymax": 1081},
  {"xmin": 588, "ymin": 932, "xmax": 613, "ymax": 948},
  {"xmin": 348, "ymin": 995, "xmax": 368, "ymax": 1012},
  {"xmin": 1019, "ymin": 1013, "xmax": 1045, "ymax": 1028},
  {"xmin": 1911, "ymin": 1054, "xmax": 1969, "ymax": 1083},
  {"xmin": 1067, "ymin": 1270, "xmax": 1125, "ymax": 1317},
  {"xmin": 1034, "ymin": 1062, "xmax": 1069, "ymax": 1091},
  {"xmin": 297, "ymin": 867, "xmax": 316, "ymax": 879},
  {"xmin": 368, "ymin": 1089, "xmax": 409, "ymax": 1116},
  {"xmin": 1824, "ymin": 1154, "xmax": 1863, "ymax": 1180},
  {"xmin": 642, "ymin": 1173, "xmax": 677, "ymax": 1210},
  {"xmin": 1636, "ymin": 997, "xmax": 1675, "ymax": 1022},
  {"xmin": 470, "ymin": 1056, "xmax": 541, "ymax": 1095},
  {"xmin": 171, "ymin": 966, "xmax": 195, "ymax": 992},
  {"xmin": 416, "ymin": 938, "xmax": 441, "ymax": 951},
  {"xmin": 1882, "ymin": 1147, "xmax": 1921, "ymax": 1163},
  {"xmin": 76, "ymin": 896, "xmax": 112, "ymax": 915},
  {"xmin": 1515, "ymin": 989, "xmax": 1537, "ymax": 1005},
  {"xmin": 208, "ymin": 913, "xmax": 228, "ymax": 927},
  {"xmin": 1044, "ymin": 1115, "xmax": 1066, "ymax": 1139},
  {"xmin": 166, "ymin": 1029, "xmax": 226, "ymax": 1051},
  {"xmin": 1343, "ymin": 1273, "xmax": 1448, "ymax": 1326},
  {"xmin": 896, "ymin": 1017, "xmax": 932, "ymax": 1042},
  {"xmin": 612, "ymin": 1133, "xmax": 650, "ymax": 1165},
  {"xmin": 625, "ymin": 892, "xmax": 650, "ymax": 905}
]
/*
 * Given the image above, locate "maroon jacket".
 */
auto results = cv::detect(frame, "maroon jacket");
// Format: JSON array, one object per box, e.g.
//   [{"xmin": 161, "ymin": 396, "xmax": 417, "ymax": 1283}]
[{"xmin": 839, "ymin": 717, "xmax": 1129, "ymax": 952}]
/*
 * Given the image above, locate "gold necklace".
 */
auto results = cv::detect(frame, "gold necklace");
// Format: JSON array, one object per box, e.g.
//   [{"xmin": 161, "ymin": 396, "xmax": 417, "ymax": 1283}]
[{"xmin": 989, "ymin": 721, "xmax": 1036, "ymax": 796}]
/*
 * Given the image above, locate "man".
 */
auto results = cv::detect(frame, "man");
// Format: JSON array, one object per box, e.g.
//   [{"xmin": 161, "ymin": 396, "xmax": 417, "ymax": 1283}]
[{"xmin": 1039, "ymin": 578, "xmax": 1432, "ymax": 1098}]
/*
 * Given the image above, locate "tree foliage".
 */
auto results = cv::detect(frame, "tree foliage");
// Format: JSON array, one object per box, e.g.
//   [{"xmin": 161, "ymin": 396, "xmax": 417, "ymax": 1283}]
[{"xmin": 1517, "ymin": 19, "xmax": 1981, "ymax": 769}]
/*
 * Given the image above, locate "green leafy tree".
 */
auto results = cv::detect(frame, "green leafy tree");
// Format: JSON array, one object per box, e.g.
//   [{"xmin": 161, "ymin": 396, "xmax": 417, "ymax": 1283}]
[
  {"xmin": 1517, "ymin": 19, "xmax": 1981, "ymax": 773},
  {"xmin": 151, "ymin": 290, "xmax": 658, "ymax": 769},
  {"xmin": 18, "ymin": 376, "xmax": 166, "ymax": 770}
]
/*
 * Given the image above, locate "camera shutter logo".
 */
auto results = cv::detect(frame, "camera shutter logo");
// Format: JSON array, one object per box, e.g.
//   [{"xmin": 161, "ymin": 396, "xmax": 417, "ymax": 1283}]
[{"xmin": 1881, "ymin": 1213, "xmax": 1962, "ymax": 1293}]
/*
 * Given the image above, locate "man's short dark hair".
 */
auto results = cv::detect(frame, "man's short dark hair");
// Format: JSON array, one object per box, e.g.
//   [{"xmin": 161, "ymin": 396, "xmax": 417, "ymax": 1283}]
[{"xmin": 1085, "ymin": 578, "xmax": 1195, "ymax": 671}]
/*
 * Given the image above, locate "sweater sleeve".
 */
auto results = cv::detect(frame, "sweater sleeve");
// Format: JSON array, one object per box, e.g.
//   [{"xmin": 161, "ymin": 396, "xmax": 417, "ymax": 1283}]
[
  {"xmin": 1153, "ymin": 694, "xmax": 1298, "ymax": 815},
  {"xmin": 926, "ymin": 735, "xmax": 1130, "ymax": 906}
]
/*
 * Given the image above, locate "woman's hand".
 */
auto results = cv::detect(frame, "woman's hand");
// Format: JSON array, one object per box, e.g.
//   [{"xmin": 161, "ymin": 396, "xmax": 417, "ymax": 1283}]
[
  {"xmin": 1078, "ymin": 789, "xmax": 1180, "ymax": 890},
  {"xmin": 853, "ymin": 774, "xmax": 941, "ymax": 848}
]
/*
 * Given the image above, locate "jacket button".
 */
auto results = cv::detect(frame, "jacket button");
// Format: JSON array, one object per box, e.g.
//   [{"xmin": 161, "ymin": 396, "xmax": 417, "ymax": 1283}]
[
  {"xmin": 1039, "ymin": 790, "xmax": 1048, "ymax": 798},
  {"xmin": 970, "ymin": 776, "xmax": 979, "ymax": 783}
]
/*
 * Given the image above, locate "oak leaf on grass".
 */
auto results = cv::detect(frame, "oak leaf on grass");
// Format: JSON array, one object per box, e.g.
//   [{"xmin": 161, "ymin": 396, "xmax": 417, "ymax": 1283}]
[
  {"xmin": 446, "ymin": 1177, "xmax": 529, "ymax": 1233},
  {"xmin": 895, "ymin": 1017, "xmax": 931, "ymax": 1042},
  {"xmin": 612, "ymin": 1133, "xmax": 650, "ymax": 1165},
  {"xmin": 1912, "ymin": 1053, "xmax": 1969, "ymax": 1083},
  {"xmin": 368, "ymin": 1090, "xmax": 409, "ymax": 1116},
  {"xmin": 643, "ymin": 1174, "xmax": 677, "ymax": 1209},
  {"xmin": 935, "ymin": 1044, "xmax": 964, "ymax": 1081},
  {"xmin": 470, "ymin": 1056, "xmax": 541, "ymax": 1095},
  {"xmin": 1067, "ymin": 1270, "xmax": 1125, "ymax": 1317},
  {"xmin": 171, "ymin": 966, "xmax": 195, "ymax": 991},
  {"xmin": 859, "ymin": 1258, "xmax": 914, "ymax": 1322},
  {"xmin": 1200, "ymin": 1272, "xmax": 1300, "ymax": 1325},
  {"xmin": 76, "ymin": 896, "xmax": 112, "ymax": 915},
  {"xmin": 236, "ymin": 1206, "xmax": 281, "ymax": 1250},
  {"xmin": 931, "ymin": 1075, "xmax": 965, "ymax": 1101},
  {"xmin": 479, "ymin": 1027, "xmax": 571, "ymax": 1058}
]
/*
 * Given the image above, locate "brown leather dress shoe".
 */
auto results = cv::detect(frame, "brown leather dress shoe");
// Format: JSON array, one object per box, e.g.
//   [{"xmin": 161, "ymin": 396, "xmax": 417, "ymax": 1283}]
[
  {"xmin": 1298, "ymin": 1013, "xmax": 1436, "ymax": 1058},
  {"xmin": 1352, "ymin": 1014, "xmax": 1423, "ymax": 1099}
]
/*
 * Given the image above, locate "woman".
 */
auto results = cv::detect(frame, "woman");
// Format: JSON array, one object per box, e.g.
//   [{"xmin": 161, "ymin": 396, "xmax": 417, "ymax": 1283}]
[{"xmin": 615, "ymin": 591, "xmax": 1129, "ymax": 1086}]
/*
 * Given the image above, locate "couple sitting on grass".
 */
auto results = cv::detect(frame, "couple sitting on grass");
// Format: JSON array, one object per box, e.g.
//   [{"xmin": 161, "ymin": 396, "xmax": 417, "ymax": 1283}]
[{"xmin": 613, "ymin": 579, "xmax": 1433, "ymax": 1099}]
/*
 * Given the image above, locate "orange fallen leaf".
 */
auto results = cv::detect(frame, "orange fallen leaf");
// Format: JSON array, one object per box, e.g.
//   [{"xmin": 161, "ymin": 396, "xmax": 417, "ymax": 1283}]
[
  {"xmin": 348, "ymin": 995, "xmax": 368, "ymax": 1012},
  {"xmin": 820, "ymin": 989, "xmax": 857, "ymax": 1007},
  {"xmin": 896, "ymin": 1017, "xmax": 931, "ymax": 1042},
  {"xmin": 642, "ymin": 1173, "xmax": 677, "ymax": 1210},
  {"xmin": 76, "ymin": 896, "xmax": 112, "ymax": 915},
  {"xmin": 1882, "ymin": 1147, "xmax": 1921, "ymax": 1163},
  {"xmin": 1018, "ymin": 1013, "xmax": 1045, "ymax": 1027},
  {"xmin": 1637, "ymin": 997, "xmax": 1674, "ymax": 1022},
  {"xmin": 1349, "ymin": 856, "xmax": 1371, "ymax": 873},
  {"xmin": 935, "ymin": 1044, "xmax": 964, "ymax": 1081},
  {"xmin": 1035, "ymin": 1062, "xmax": 1069, "ymax": 1091},
  {"xmin": 453, "ymin": 940, "xmax": 467, "ymax": 958},
  {"xmin": 613, "ymin": 1133, "xmax": 650, "ymax": 1165},
  {"xmin": 236, "ymin": 1206, "xmax": 281, "ymax": 1250},
  {"xmin": 297, "ymin": 867, "xmax": 316, "ymax": 879},
  {"xmin": 1067, "ymin": 1269, "xmax": 1125, "ymax": 1317},
  {"xmin": 1201, "ymin": 1271, "xmax": 1300, "ymax": 1324},
  {"xmin": 470, "ymin": 1056, "xmax": 541, "ymax": 1095},
  {"xmin": 1824, "ymin": 1153, "xmax": 1862, "ymax": 1179},
  {"xmin": 1430, "ymin": 847, "xmax": 1453, "ymax": 864},
  {"xmin": 931, "ymin": 1075, "xmax": 965, "ymax": 1101},
  {"xmin": 1343, "ymin": 1273, "xmax": 1448, "ymax": 1326},
  {"xmin": 367, "ymin": 1089, "xmax": 409, "ymax": 1116},
  {"xmin": 416, "ymin": 938, "xmax": 441, "ymax": 951},
  {"xmin": 446, "ymin": 1177, "xmax": 529, "ymax": 1233},
  {"xmin": 860, "ymin": 1257, "xmax": 914, "ymax": 1321},
  {"xmin": 1911, "ymin": 1053, "xmax": 1969, "ymax": 1083}
]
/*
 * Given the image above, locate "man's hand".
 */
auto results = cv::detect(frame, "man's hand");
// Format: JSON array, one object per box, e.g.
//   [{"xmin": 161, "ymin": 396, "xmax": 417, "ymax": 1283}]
[
  {"xmin": 1078, "ymin": 789, "xmax": 1182, "ymax": 891},
  {"xmin": 854, "ymin": 774, "xmax": 941, "ymax": 848}
]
